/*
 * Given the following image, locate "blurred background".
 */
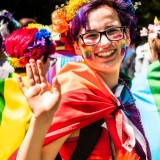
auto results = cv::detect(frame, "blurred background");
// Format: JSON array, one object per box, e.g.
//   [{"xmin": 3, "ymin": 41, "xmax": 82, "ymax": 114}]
[{"xmin": 0, "ymin": 0, "xmax": 159, "ymax": 44}]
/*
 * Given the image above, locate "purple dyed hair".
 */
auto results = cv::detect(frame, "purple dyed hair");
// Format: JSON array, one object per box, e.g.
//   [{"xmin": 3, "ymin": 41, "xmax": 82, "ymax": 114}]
[{"xmin": 64, "ymin": 0, "xmax": 137, "ymax": 53}]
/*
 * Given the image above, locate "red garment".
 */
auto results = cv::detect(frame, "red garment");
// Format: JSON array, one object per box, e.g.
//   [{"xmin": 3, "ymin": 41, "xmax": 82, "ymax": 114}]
[{"xmin": 60, "ymin": 127, "xmax": 139, "ymax": 160}]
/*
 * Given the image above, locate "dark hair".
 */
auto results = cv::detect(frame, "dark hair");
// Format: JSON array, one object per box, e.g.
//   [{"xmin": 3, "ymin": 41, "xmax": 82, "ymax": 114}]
[{"xmin": 63, "ymin": 0, "xmax": 137, "ymax": 53}]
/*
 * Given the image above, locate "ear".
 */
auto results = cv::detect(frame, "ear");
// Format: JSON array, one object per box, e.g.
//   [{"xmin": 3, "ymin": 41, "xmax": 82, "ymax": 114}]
[
  {"xmin": 73, "ymin": 41, "xmax": 82, "ymax": 56},
  {"xmin": 125, "ymin": 28, "xmax": 131, "ymax": 47}
]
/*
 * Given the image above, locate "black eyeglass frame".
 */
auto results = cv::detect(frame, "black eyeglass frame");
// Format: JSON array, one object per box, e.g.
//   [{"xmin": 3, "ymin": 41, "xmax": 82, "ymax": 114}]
[{"xmin": 78, "ymin": 26, "xmax": 126, "ymax": 46}]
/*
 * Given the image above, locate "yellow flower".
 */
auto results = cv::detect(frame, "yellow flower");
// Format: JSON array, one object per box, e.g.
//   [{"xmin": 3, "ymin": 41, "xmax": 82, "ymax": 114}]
[
  {"xmin": 27, "ymin": 23, "xmax": 42, "ymax": 29},
  {"xmin": 66, "ymin": 0, "xmax": 90, "ymax": 21},
  {"xmin": 27, "ymin": 23, "xmax": 51, "ymax": 32},
  {"xmin": 7, "ymin": 57, "xmax": 27, "ymax": 68}
]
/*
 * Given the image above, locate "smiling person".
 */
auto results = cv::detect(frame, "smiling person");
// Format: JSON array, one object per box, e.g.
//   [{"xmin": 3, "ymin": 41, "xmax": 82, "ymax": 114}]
[
  {"xmin": 132, "ymin": 20, "xmax": 160, "ymax": 160},
  {"xmin": 16, "ymin": 0, "xmax": 151, "ymax": 160}
]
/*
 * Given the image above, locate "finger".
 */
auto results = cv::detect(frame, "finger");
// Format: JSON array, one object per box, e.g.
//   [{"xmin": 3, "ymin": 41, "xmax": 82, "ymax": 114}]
[
  {"xmin": 52, "ymin": 77, "xmax": 61, "ymax": 94},
  {"xmin": 36, "ymin": 59, "xmax": 47, "ymax": 83},
  {"xmin": 29, "ymin": 59, "xmax": 41, "ymax": 84},
  {"xmin": 17, "ymin": 76, "xmax": 27, "ymax": 95},
  {"xmin": 26, "ymin": 63, "xmax": 35, "ymax": 86}
]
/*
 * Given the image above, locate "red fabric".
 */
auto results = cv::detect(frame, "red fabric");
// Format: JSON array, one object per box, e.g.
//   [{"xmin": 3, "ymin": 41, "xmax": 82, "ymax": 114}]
[
  {"xmin": 44, "ymin": 62, "xmax": 118, "ymax": 145},
  {"xmin": 43, "ymin": 62, "xmax": 133, "ymax": 157},
  {"xmin": 59, "ymin": 127, "xmax": 139, "ymax": 160},
  {"xmin": 8, "ymin": 62, "xmax": 140, "ymax": 159},
  {"xmin": 8, "ymin": 148, "xmax": 19, "ymax": 160}
]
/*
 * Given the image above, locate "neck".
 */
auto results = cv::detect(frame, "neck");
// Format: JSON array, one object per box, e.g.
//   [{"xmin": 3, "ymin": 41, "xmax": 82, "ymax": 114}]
[{"xmin": 97, "ymin": 70, "xmax": 119, "ymax": 91}]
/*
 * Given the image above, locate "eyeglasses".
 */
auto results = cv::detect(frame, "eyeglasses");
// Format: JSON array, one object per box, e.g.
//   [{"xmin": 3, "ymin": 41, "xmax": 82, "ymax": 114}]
[{"xmin": 79, "ymin": 26, "xmax": 126, "ymax": 46}]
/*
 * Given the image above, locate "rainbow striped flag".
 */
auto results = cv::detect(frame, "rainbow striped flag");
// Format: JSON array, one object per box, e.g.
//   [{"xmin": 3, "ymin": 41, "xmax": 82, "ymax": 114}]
[
  {"xmin": 131, "ymin": 60, "xmax": 160, "ymax": 160},
  {"xmin": 0, "ymin": 73, "xmax": 32, "ymax": 160},
  {"xmin": 44, "ymin": 62, "xmax": 151, "ymax": 159}
]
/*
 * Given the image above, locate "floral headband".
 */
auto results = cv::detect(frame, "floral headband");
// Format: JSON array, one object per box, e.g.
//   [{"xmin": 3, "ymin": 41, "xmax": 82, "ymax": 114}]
[
  {"xmin": 51, "ymin": 0, "xmax": 141, "ymax": 35},
  {"xmin": 4, "ymin": 23, "xmax": 56, "ymax": 68},
  {"xmin": 51, "ymin": 0, "xmax": 91, "ymax": 34},
  {"xmin": 140, "ymin": 17, "xmax": 160, "ymax": 40}
]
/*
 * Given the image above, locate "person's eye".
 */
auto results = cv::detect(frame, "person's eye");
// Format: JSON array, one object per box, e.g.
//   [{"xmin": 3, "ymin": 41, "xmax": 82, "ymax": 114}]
[
  {"xmin": 106, "ymin": 28, "xmax": 120, "ymax": 35},
  {"xmin": 84, "ymin": 33, "xmax": 99, "ymax": 39}
]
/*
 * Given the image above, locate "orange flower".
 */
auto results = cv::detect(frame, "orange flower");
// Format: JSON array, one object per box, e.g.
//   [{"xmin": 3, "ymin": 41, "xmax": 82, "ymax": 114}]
[{"xmin": 52, "ymin": 8, "xmax": 69, "ymax": 34}]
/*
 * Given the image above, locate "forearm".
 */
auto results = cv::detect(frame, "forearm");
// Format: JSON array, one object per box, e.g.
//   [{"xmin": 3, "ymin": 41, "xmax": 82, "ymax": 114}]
[{"xmin": 16, "ymin": 116, "xmax": 52, "ymax": 160}]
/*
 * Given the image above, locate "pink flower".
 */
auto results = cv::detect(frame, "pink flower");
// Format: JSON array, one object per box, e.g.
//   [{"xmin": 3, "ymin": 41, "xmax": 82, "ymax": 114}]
[
  {"xmin": 148, "ymin": 24, "xmax": 154, "ymax": 31},
  {"xmin": 149, "ymin": 33, "xmax": 157, "ymax": 40},
  {"xmin": 140, "ymin": 27, "xmax": 148, "ymax": 36}
]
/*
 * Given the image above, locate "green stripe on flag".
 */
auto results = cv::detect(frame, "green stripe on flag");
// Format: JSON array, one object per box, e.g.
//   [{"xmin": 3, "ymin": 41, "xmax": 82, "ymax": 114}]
[{"xmin": 0, "ymin": 79, "xmax": 5, "ymax": 124}]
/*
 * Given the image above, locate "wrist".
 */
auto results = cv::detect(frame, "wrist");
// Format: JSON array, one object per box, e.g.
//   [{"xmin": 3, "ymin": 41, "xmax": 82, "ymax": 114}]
[{"xmin": 31, "ymin": 114, "xmax": 53, "ymax": 129}]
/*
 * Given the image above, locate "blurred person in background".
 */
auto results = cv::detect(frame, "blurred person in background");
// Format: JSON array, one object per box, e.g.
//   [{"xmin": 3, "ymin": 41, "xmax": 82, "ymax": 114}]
[
  {"xmin": 0, "ymin": 23, "xmax": 57, "ymax": 160},
  {"xmin": 121, "ymin": 41, "xmax": 136, "ymax": 78},
  {"xmin": 134, "ymin": 41, "xmax": 151, "ymax": 76},
  {"xmin": 131, "ymin": 17, "xmax": 160, "ymax": 160},
  {"xmin": 19, "ymin": 17, "xmax": 36, "ymax": 27},
  {"xmin": 0, "ymin": 9, "xmax": 21, "ymax": 78}
]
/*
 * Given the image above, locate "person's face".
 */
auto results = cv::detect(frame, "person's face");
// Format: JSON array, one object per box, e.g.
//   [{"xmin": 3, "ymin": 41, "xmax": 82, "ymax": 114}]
[{"xmin": 75, "ymin": 5, "xmax": 130, "ymax": 74}]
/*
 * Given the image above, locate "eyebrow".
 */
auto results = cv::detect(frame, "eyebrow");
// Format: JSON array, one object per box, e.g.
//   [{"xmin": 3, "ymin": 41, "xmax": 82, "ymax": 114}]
[{"xmin": 85, "ymin": 25, "xmax": 121, "ymax": 33}]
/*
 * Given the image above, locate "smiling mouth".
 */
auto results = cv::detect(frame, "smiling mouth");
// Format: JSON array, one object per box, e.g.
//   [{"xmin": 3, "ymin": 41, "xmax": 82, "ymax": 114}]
[{"xmin": 96, "ymin": 49, "xmax": 115, "ymax": 58}]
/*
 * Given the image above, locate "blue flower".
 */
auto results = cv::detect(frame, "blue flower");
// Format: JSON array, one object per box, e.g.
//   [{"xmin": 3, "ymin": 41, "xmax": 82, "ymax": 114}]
[{"xmin": 35, "ymin": 29, "xmax": 51, "ymax": 40}]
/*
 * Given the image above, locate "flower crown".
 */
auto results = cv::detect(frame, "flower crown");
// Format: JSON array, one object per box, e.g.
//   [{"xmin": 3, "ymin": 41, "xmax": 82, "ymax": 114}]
[
  {"xmin": 140, "ymin": 17, "xmax": 160, "ymax": 40},
  {"xmin": 51, "ymin": 0, "xmax": 91, "ymax": 34},
  {"xmin": 51, "ymin": 0, "xmax": 140, "ymax": 35},
  {"xmin": 4, "ymin": 23, "xmax": 56, "ymax": 68}
]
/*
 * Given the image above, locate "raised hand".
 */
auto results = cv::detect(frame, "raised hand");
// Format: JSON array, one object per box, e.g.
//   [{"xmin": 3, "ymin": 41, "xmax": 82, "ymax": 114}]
[{"xmin": 17, "ymin": 59, "xmax": 61, "ymax": 120}]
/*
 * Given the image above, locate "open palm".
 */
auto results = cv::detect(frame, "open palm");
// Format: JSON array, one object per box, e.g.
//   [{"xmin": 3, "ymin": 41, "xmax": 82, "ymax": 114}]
[{"xmin": 18, "ymin": 59, "xmax": 61, "ymax": 119}]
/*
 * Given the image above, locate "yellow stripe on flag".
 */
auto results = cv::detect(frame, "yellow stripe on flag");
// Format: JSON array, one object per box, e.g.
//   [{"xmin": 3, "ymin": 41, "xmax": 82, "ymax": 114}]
[{"xmin": 0, "ymin": 75, "xmax": 32, "ymax": 160}]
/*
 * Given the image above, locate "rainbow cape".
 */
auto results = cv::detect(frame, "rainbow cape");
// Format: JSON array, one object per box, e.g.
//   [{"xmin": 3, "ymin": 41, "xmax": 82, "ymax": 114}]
[
  {"xmin": 131, "ymin": 60, "xmax": 160, "ymax": 160},
  {"xmin": 0, "ymin": 73, "xmax": 32, "ymax": 160},
  {"xmin": 44, "ymin": 62, "xmax": 151, "ymax": 159}
]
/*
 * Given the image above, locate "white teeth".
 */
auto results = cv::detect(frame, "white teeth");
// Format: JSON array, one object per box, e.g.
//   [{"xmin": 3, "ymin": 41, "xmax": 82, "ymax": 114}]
[{"xmin": 97, "ymin": 50, "xmax": 114, "ymax": 57}]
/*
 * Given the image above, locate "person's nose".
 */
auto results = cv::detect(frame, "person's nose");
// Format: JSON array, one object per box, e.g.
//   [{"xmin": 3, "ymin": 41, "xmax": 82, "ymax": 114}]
[{"xmin": 99, "ymin": 34, "xmax": 111, "ymax": 46}]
